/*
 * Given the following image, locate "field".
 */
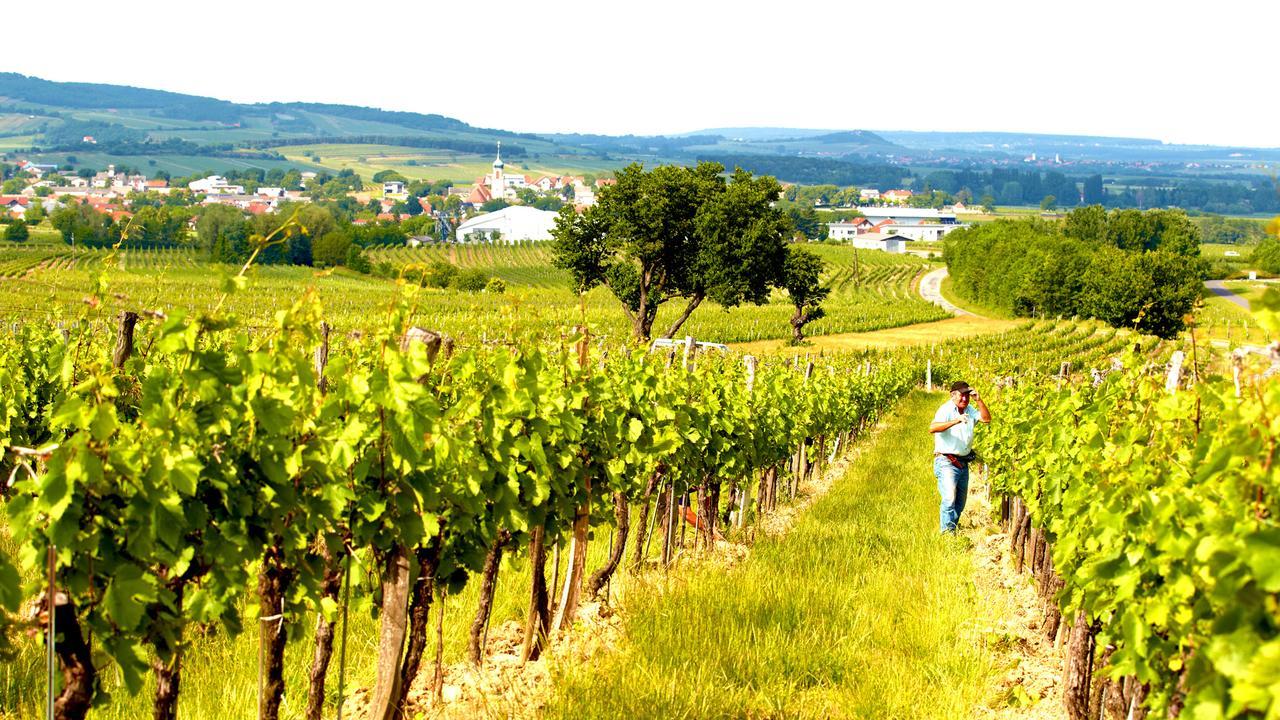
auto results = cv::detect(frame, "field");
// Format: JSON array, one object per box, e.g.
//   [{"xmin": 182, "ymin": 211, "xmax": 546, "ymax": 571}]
[
  {"xmin": 0, "ymin": 240, "xmax": 946, "ymax": 346},
  {"xmin": 272, "ymin": 143, "xmax": 623, "ymax": 184}
]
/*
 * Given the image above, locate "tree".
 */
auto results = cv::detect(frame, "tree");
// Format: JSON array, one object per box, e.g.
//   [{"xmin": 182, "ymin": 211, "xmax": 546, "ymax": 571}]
[
  {"xmin": 196, "ymin": 204, "xmax": 248, "ymax": 262},
  {"xmin": 405, "ymin": 196, "xmax": 424, "ymax": 216},
  {"xmin": 980, "ymin": 194, "xmax": 996, "ymax": 213},
  {"xmin": 5, "ymin": 221, "xmax": 28, "ymax": 242},
  {"xmin": 551, "ymin": 162, "xmax": 789, "ymax": 341},
  {"xmin": 1082, "ymin": 174, "xmax": 1106, "ymax": 205},
  {"xmin": 1253, "ymin": 237, "xmax": 1280, "ymax": 275},
  {"xmin": 1080, "ymin": 248, "xmax": 1203, "ymax": 338},
  {"xmin": 312, "ymin": 231, "xmax": 352, "ymax": 267},
  {"xmin": 781, "ymin": 247, "xmax": 828, "ymax": 344},
  {"xmin": 1040, "ymin": 195, "xmax": 1057, "ymax": 212},
  {"xmin": 1063, "ymin": 205, "xmax": 1108, "ymax": 244}
]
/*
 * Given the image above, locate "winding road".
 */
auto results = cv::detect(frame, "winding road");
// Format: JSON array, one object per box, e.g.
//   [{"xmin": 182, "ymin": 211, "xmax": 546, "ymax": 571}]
[
  {"xmin": 1204, "ymin": 279, "xmax": 1251, "ymax": 311},
  {"xmin": 918, "ymin": 267, "xmax": 971, "ymax": 316}
]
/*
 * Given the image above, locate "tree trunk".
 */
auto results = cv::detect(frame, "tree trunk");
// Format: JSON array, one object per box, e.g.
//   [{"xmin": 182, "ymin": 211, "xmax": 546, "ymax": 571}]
[
  {"xmin": 113, "ymin": 310, "xmax": 139, "ymax": 369},
  {"xmin": 152, "ymin": 654, "xmax": 180, "ymax": 720},
  {"xmin": 587, "ymin": 492, "xmax": 629, "ymax": 599},
  {"xmin": 521, "ymin": 526, "xmax": 551, "ymax": 663},
  {"xmin": 399, "ymin": 539, "xmax": 442, "ymax": 710},
  {"xmin": 657, "ymin": 485, "xmax": 673, "ymax": 565},
  {"xmin": 368, "ymin": 546, "xmax": 411, "ymax": 720},
  {"xmin": 468, "ymin": 530, "xmax": 512, "ymax": 665},
  {"xmin": 258, "ymin": 543, "xmax": 293, "ymax": 720},
  {"xmin": 631, "ymin": 470, "xmax": 661, "ymax": 571},
  {"xmin": 698, "ymin": 482, "xmax": 718, "ymax": 548},
  {"xmin": 50, "ymin": 594, "xmax": 96, "ymax": 720},
  {"xmin": 660, "ymin": 293, "xmax": 705, "ymax": 340},
  {"xmin": 152, "ymin": 583, "xmax": 185, "ymax": 720},
  {"xmin": 305, "ymin": 541, "xmax": 347, "ymax": 720},
  {"xmin": 1062, "ymin": 611, "xmax": 1099, "ymax": 720},
  {"xmin": 551, "ymin": 475, "xmax": 592, "ymax": 631}
]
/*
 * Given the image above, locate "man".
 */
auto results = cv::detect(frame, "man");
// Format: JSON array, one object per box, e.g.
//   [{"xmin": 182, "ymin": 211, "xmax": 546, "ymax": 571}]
[{"xmin": 929, "ymin": 381, "xmax": 991, "ymax": 534}]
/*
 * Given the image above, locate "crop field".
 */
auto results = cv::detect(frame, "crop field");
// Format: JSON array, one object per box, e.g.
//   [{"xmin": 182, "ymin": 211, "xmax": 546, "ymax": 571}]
[{"xmin": 272, "ymin": 143, "xmax": 622, "ymax": 184}]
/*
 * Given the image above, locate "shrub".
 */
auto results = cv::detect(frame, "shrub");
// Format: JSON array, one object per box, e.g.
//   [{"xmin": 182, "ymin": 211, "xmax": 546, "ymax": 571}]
[
  {"xmin": 484, "ymin": 277, "xmax": 506, "ymax": 294},
  {"xmin": 5, "ymin": 222, "xmax": 29, "ymax": 242},
  {"xmin": 453, "ymin": 268, "xmax": 488, "ymax": 293}
]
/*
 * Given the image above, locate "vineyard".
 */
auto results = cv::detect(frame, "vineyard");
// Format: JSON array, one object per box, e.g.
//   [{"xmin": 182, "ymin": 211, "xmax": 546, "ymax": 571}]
[
  {"xmin": 0, "ymin": 230, "xmax": 1277, "ymax": 718},
  {"xmin": 0, "ymin": 277, "xmax": 930, "ymax": 719},
  {"xmin": 0, "ymin": 241, "xmax": 946, "ymax": 345}
]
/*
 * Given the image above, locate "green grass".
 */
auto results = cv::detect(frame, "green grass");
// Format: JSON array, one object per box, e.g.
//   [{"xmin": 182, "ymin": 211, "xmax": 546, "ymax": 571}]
[
  {"xmin": 939, "ymin": 275, "xmax": 1014, "ymax": 319},
  {"xmin": 546, "ymin": 392, "xmax": 1002, "ymax": 719}
]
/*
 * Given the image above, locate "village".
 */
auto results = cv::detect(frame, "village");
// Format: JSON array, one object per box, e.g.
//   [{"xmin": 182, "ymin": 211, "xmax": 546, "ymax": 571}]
[{"xmin": 0, "ymin": 144, "xmax": 970, "ymax": 249}]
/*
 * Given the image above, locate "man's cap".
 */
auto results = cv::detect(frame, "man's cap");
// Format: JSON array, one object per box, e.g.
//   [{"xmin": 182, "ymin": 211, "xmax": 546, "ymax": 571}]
[{"xmin": 950, "ymin": 381, "xmax": 972, "ymax": 394}]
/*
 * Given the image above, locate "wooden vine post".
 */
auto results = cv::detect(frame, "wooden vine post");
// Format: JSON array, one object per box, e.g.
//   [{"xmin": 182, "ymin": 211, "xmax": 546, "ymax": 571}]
[
  {"xmin": 738, "ymin": 356, "xmax": 757, "ymax": 529},
  {"xmin": 551, "ymin": 326, "xmax": 592, "ymax": 632}
]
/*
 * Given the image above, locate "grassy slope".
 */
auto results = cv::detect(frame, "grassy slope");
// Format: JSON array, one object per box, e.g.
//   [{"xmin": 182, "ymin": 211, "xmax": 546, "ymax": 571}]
[
  {"xmin": 939, "ymin": 275, "xmax": 1015, "ymax": 320},
  {"xmin": 546, "ymin": 392, "xmax": 1002, "ymax": 720}
]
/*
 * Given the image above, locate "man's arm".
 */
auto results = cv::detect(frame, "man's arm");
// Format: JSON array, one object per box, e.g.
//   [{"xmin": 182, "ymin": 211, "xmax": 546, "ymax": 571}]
[
  {"xmin": 929, "ymin": 409, "xmax": 964, "ymax": 434},
  {"xmin": 972, "ymin": 393, "xmax": 991, "ymax": 423},
  {"xmin": 929, "ymin": 418, "xmax": 964, "ymax": 433}
]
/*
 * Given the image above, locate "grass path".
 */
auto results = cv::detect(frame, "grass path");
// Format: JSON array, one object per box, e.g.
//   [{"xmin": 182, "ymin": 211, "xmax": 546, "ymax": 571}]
[
  {"xmin": 733, "ymin": 315, "xmax": 1020, "ymax": 355},
  {"xmin": 545, "ymin": 392, "xmax": 1006, "ymax": 719}
]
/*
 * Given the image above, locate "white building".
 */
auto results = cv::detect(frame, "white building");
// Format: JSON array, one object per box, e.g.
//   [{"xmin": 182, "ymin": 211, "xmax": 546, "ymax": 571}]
[
  {"xmin": 849, "ymin": 232, "xmax": 908, "ymax": 254},
  {"xmin": 880, "ymin": 223, "xmax": 966, "ymax": 242},
  {"xmin": 456, "ymin": 205, "xmax": 559, "ymax": 243},
  {"xmin": 858, "ymin": 188, "xmax": 880, "ymax": 201},
  {"xmin": 383, "ymin": 181, "xmax": 406, "ymax": 197},
  {"xmin": 189, "ymin": 175, "xmax": 245, "ymax": 195},
  {"xmin": 854, "ymin": 207, "xmax": 959, "ymax": 224},
  {"xmin": 827, "ymin": 217, "xmax": 875, "ymax": 240},
  {"xmin": 475, "ymin": 143, "xmax": 528, "ymax": 202}
]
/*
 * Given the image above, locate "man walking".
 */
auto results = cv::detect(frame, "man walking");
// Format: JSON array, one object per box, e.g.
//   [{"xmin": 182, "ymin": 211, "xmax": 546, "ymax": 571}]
[{"xmin": 929, "ymin": 381, "xmax": 991, "ymax": 534}]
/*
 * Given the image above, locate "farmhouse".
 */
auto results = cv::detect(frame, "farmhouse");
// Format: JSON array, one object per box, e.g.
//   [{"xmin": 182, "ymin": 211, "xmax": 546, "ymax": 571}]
[
  {"xmin": 456, "ymin": 205, "xmax": 558, "ymax": 243},
  {"xmin": 880, "ymin": 223, "xmax": 962, "ymax": 242},
  {"xmin": 849, "ymin": 232, "xmax": 908, "ymax": 254},
  {"xmin": 827, "ymin": 217, "xmax": 874, "ymax": 240}
]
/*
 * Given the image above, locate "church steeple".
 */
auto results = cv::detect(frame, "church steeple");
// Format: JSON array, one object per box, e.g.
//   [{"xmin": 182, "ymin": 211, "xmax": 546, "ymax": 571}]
[{"xmin": 493, "ymin": 141, "xmax": 504, "ymax": 170}]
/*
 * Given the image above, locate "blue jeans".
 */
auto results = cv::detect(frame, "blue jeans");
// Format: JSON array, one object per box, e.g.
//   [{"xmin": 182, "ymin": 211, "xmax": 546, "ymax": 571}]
[{"xmin": 934, "ymin": 456, "xmax": 969, "ymax": 534}]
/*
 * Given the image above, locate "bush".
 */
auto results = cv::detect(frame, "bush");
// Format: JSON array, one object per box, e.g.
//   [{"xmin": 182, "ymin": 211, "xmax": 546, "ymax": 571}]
[
  {"xmin": 5, "ymin": 221, "xmax": 29, "ymax": 242},
  {"xmin": 484, "ymin": 277, "xmax": 506, "ymax": 294},
  {"xmin": 1254, "ymin": 238, "xmax": 1280, "ymax": 275},
  {"xmin": 346, "ymin": 245, "xmax": 372, "ymax": 274},
  {"xmin": 452, "ymin": 268, "xmax": 488, "ymax": 293}
]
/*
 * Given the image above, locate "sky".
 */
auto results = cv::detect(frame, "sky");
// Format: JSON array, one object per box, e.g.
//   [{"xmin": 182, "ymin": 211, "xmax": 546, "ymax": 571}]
[{"xmin": 9, "ymin": 0, "xmax": 1280, "ymax": 148}]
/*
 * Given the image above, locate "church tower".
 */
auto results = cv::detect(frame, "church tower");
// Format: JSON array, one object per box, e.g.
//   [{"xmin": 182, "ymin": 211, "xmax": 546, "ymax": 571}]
[{"xmin": 490, "ymin": 142, "xmax": 506, "ymax": 199}]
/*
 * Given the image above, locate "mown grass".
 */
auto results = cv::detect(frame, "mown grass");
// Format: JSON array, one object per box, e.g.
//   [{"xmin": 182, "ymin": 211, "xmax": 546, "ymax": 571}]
[
  {"xmin": 545, "ymin": 392, "xmax": 1001, "ymax": 719},
  {"xmin": 939, "ymin": 275, "xmax": 1015, "ymax": 320}
]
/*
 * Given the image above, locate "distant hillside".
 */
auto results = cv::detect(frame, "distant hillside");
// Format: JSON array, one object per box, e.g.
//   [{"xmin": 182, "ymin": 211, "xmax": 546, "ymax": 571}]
[
  {"xmin": 0, "ymin": 72, "xmax": 243, "ymax": 123},
  {"xmin": 0, "ymin": 73, "xmax": 564, "ymax": 160}
]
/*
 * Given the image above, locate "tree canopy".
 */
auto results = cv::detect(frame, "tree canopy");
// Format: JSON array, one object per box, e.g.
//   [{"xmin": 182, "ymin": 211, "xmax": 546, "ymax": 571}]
[
  {"xmin": 945, "ymin": 206, "xmax": 1206, "ymax": 338},
  {"xmin": 550, "ymin": 162, "xmax": 794, "ymax": 340}
]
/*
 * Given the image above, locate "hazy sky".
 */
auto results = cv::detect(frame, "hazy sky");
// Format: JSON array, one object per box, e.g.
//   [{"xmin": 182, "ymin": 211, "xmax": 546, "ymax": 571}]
[{"xmin": 11, "ymin": 0, "xmax": 1279, "ymax": 147}]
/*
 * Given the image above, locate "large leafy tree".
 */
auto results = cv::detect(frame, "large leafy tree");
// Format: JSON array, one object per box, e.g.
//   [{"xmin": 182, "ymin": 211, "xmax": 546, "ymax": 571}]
[
  {"xmin": 780, "ymin": 246, "xmax": 828, "ymax": 344},
  {"xmin": 551, "ymin": 162, "xmax": 790, "ymax": 340}
]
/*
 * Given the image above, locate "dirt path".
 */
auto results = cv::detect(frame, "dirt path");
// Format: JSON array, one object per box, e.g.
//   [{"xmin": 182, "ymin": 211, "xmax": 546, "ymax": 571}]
[
  {"xmin": 733, "ymin": 314, "xmax": 1019, "ymax": 354},
  {"xmin": 920, "ymin": 266, "xmax": 972, "ymax": 316},
  {"xmin": 1204, "ymin": 279, "xmax": 1251, "ymax": 311}
]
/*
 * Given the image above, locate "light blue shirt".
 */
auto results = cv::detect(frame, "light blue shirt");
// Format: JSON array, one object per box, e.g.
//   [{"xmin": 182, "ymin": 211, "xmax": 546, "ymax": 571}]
[{"xmin": 933, "ymin": 401, "xmax": 982, "ymax": 455}]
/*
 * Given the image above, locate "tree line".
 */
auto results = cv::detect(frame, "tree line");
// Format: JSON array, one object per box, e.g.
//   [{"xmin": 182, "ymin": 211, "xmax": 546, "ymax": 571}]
[
  {"xmin": 699, "ymin": 153, "xmax": 1280, "ymax": 214},
  {"xmin": 944, "ymin": 206, "xmax": 1206, "ymax": 338}
]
